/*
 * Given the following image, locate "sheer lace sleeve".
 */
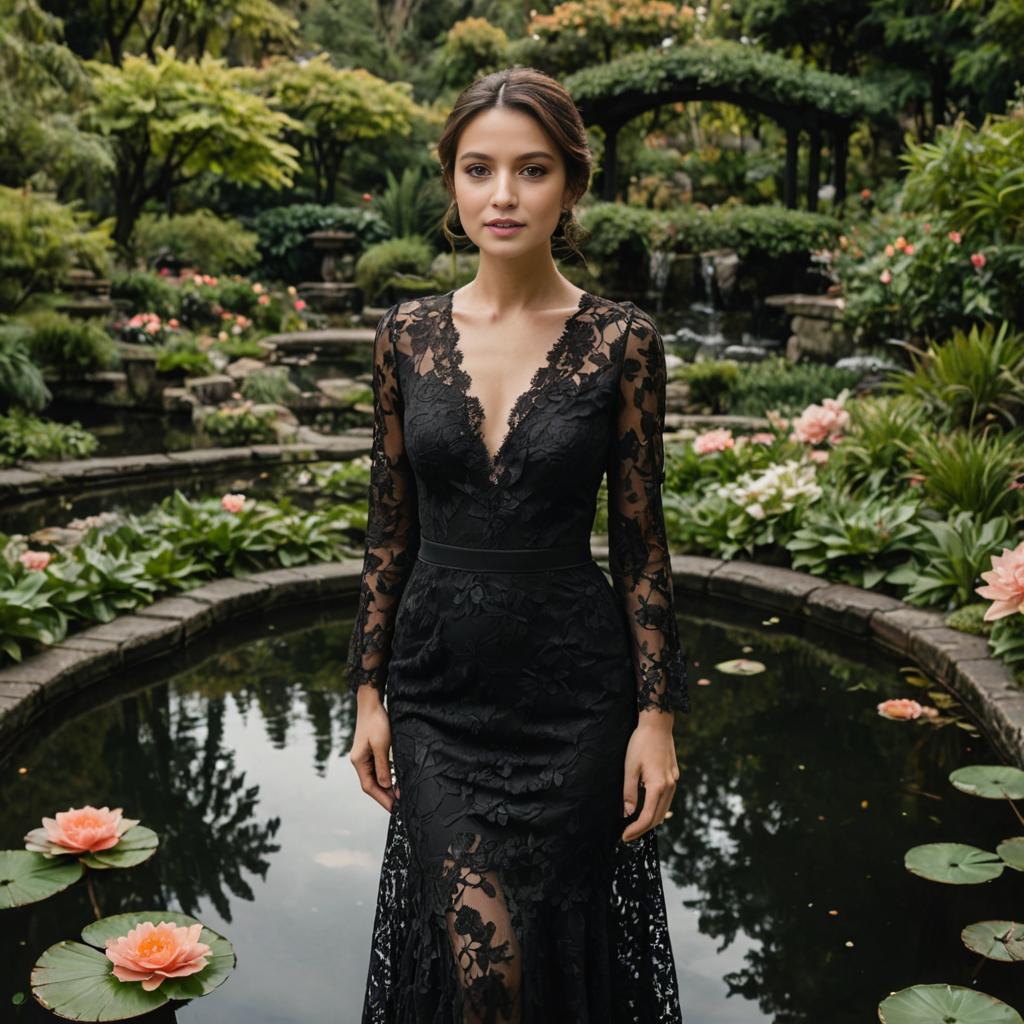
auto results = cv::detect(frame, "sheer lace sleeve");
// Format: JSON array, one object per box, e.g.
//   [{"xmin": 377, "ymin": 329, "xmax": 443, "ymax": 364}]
[
  {"xmin": 606, "ymin": 304, "xmax": 691, "ymax": 716},
  {"xmin": 345, "ymin": 302, "xmax": 421, "ymax": 696}
]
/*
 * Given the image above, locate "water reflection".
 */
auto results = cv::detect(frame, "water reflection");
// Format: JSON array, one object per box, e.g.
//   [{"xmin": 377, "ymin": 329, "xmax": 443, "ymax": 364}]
[{"xmin": 1, "ymin": 599, "xmax": 1020, "ymax": 1022}]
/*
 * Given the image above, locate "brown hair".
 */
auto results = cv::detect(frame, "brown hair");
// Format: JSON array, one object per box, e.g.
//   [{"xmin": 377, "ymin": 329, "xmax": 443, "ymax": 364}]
[{"xmin": 436, "ymin": 66, "xmax": 592, "ymax": 265}]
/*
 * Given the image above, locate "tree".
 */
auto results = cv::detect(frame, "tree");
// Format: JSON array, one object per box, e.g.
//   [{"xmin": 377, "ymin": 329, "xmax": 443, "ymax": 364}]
[
  {"xmin": 260, "ymin": 54, "xmax": 420, "ymax": 204},
  {"xmin": 82, "ymin": 47, "xmax": 302, "ymax": 247}
]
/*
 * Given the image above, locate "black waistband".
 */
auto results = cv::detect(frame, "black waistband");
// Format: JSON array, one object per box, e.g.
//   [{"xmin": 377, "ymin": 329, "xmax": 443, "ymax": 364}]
[{"xmin": 417, "ymin": 537, "xmax": 593, "ymax": 573}]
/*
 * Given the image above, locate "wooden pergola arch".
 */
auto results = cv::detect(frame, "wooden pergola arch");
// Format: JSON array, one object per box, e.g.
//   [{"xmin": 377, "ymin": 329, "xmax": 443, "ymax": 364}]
[{"xmin": 565, "ymin": 42, "xmax": 885, "ymax": 210}]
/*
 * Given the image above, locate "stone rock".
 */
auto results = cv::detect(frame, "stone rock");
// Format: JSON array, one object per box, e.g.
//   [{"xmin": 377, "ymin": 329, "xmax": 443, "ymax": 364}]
[
  {"xmin": 226, "ymin": 357, "xmax": 267, "ymax": 381},
  {"xmin": 185, "ymin": 374, "xmax": 235, "ymax": 404}
]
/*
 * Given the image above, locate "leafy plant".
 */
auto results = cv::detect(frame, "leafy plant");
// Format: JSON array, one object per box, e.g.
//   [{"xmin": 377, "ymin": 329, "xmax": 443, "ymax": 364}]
[
  {"xmin": 133, "ymin": 209, "xmax": 260, "ymax": 274},
  {"xmin": 0, "ymin": 327, "xmax": 50, "ymax": 412},
  {"xmin": 0, "ymin": 408, "xmax": 98, "ymax": 465},
  {"xmin": 20, "ymin": 310, "xmax": 117, "ymax": 376},
  {"xmin": 888, "ymin": 512, "xmax": 1012, "ymax": 610},
  {"xmin": 887, "ymin": 321, "xmax": 1024, "ymax": 431},
  {"xmin": 198, "ymin": 404, "xmax": 279, "ymax": 445},
  {"xmin": 109, "ymin": 269, "xmax": 182, "ymax": 319},
  {"xmin": 240, "ymin": 367, "xmax": 300, "ymax": 405},
  {"xmin": 786, "ymin": 493, "xmax": 922, "ymax": 588},
  {"xmin": 354, "ymin": 235, "xmax": 434, "ymax": 302}
]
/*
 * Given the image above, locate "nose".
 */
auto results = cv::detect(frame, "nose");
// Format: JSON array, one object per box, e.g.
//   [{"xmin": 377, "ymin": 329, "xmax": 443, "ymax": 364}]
[{"xmin": 490, "ymin": 170, "xmax": 518, "ymax": 209}]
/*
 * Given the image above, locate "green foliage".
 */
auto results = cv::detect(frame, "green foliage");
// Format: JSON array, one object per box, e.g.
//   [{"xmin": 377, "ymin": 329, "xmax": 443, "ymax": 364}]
[
  {"xmin": 20, "ymin": 311, "xmax": 117, "ymax": 376},
  {"xmin": 133, "ymin": 209, "xmax": 260, "ymax": 275},
  {"xmin": 214, "ymin": 337, "xmax": 265, "ymax": 360},
  {"xmin": 154, "ymin": 342, "xmax": 215, "ymax": 377},
  {"xmin": 886, "ymin": 321, "xmax": 1024, "ymax": 431},
  {"xmin": 110, "ymin": 269, "xmax": 182, "ymax": 319},
  {"xmin": 355, "ymin": 235, "xmax": 435, "ymax": 302},
  {"xmin": 0, "ymin": 185, "xmax": 112, "ymax": 313},
  {"xmin": 437, "ymin": 17, "xmax": 510, "ymax": 86},
  {"xmin": 83, "ymin": 49, "xmax": 302, "ymax": 245},
  {"xmin": 827, "ymin": 395, "xmax": 924, "ymax": 497},
  {"xmin": 0, "ymin": 409, "xmax": 98, "ymax": 465},
  {"xmin": 564, "ymin": 39, "xmax": 885, "ymax": 121},
  {"xmin": 240, "ymin": 367, "xmax": 300, "ymax": 405},
  {"xmin": 0, "ymin": 561, "xmax": 67, "ymax": 660},
  {"xmin": 0, "ymin": 327, "xmax": 50, "ymax": 412},
  {"xmin": 724, "ymin": 356, "xmax": 863, "ymax": 416},
  {"xmin": 786, "ymin": 493, "xmax": 922, "ymax": 588},
  {"xmin": 376, "ymin": 165, "xmax": 447, "ymax": 241},
  {"xmin": 672, "ymin": 359, "xmax": 741, "ymax": 412},
  {"xmin": 199, "ymin": 405, "xmax": 279, "ymax": 445},
  {"xmin": 888, "ymin": 512, "xmax": 1012, "ymax": 610},
  {"xmin": 907, "ymin": 428, "xmax": 1024, "ymax": 520},
  {"xmin": 247, "ymin": 202, "xmax": 390, "ymax": 283}
]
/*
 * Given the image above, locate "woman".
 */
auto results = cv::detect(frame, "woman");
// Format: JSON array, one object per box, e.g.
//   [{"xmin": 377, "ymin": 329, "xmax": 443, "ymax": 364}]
[{"xmin": 347, "ymin": 65, "xmax": 691, "ymax": 1024}]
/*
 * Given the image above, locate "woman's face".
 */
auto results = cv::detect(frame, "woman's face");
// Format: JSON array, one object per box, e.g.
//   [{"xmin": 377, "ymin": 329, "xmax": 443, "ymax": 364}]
[{"xmin": 452, "ymin": 106, "xmax": 573, "ymax": 254}]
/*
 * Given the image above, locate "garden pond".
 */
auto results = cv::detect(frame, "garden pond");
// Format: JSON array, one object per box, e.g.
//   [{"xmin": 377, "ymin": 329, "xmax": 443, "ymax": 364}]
[{"xmin": 2, "ymin": 592, "xmax": 1021, "ymax": 1023}]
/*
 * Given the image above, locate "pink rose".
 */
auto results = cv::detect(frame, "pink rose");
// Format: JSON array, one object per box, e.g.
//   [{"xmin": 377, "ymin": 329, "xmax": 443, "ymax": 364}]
[
  {"xmin": 693, "ymin": 428, "xmax": 735, "ymax": 454},
  {"xmin": 970, "ymin": 251, "xmax": 986, "ymax": 268},
  {"xmin": 748, "ymin": 432, "xmax": 775, "ymax": 445},
  {"xmin": 948, "ymin": 230, "xmax": 962, "ymax": 244},
  {"xmin": 879, "ymin": 268, "xmax": 892, "ymax": 285},
  {"xmin": 808, "ymin": 449, "xmax": 829, "ymax": 464},
  {"xmin": 258, "ymin": 294, "xmax": 270, "ymax": 306},
  {"xmin": 860, "ymin": 188, "xmax": 872, "ymax": 199},
  {"xmin": 294, "ymin": 298, "xmax": 307, "ymax": 311},
  {"xmin": 903, "ymin": 244, "xmax": 915, "ymax": 256},
  {"xmin": 877, "ymin": 698, "xmax": 924, "ymax": 720},
  {"xmin": 975, "ymin": 542, "xmax": 1024, "ymax": 621},
  {"xmin": 221, "ymin": 493, "xmax": 246, "ymax": 514},
  {"xmin": 884, "ymin": 244, "xmax": 895, "ymax": 257},
  {"xmin": 105, "ymin": 921, "xmax": 211, "ymax": 991},
  {"xmin": 792, "ymin": 397, "xmax": 850, "ymax": 445},
  {"xmin": 25, "ymin": 805, "xmax": 140, "ymax": 856},
  {"xmin": 18, "ymin": 549, "xmax": 51, "ymax": 571},
  {"xmin": 168, "ymin": 318, "xmax": 180, "ymax": 329},
  {"xmin": 362, "ymin": 192, "xmax": 372, "ymax": 201}
]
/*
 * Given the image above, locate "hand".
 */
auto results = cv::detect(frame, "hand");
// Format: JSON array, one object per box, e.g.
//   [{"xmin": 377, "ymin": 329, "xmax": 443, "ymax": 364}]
[
  {"xmin": 349, "ymin": 689, "xmax": 399, "ymax": 813},
  {"xmin": 621, "ymin": 712, "xmax": 679, "ymax": 843}
]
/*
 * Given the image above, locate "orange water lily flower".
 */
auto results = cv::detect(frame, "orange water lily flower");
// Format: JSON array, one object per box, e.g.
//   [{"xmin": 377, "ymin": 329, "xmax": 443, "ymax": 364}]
[
  {"xmin": 25, "ymin": 805, "xmax": 140, "ymax": 857},
  {"xmin": 105, "ymin": 921, "xmax": 211, "ymax": 991}
]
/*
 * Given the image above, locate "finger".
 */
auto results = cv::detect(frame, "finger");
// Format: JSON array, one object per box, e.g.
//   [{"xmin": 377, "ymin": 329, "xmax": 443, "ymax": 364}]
[
  {"xmin": 622, "ymin": 767, "xmax": 641, "ymax": 817},
  {"xmin": 373, "ymin": 743, "xmax": 393, "ymax": 791},
  {"xmin": 623, "ymin": 783, "xmax": 667, "ymax": 842}
]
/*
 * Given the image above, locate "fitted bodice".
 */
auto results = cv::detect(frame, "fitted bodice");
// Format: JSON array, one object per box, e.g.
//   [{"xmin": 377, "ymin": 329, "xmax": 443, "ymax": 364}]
[{"xmin": 346, "ymin": 289, "xmax": 691, "ymax": 716}]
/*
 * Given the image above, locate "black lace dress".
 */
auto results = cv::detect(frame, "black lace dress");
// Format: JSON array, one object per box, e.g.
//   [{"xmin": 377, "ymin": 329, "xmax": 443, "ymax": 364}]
[{"xmin": 346, "ymin": 290, "xmax": 691, "ymax": 1023}]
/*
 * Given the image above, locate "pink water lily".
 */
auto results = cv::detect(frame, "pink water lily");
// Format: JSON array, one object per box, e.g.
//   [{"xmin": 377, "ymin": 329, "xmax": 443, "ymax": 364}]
[
  {"xmin": 25, "ymin": 805, "xmax": 139, "ymax": 857},
  {"xmin": 105, "ymin": 921, "xmax": 211, "ymax": 991},
  {"xmin": 878, "ymin": 699, "xmax": 925, "ymax": 720},
  {"xmin": 693, "ymin": 428, "xmax": 735, "ymax": 454},
  {"xmin": 975, "ymin": 542, "xmax": 1024, "ymax": 621}
]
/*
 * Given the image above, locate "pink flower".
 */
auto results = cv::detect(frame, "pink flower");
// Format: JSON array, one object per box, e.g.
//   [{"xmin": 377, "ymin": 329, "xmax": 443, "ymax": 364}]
[
  {"xmin": 18, "ymin": 550, "xmax": 51, "ymax": 571},
  {"xmin": 294, "ymin": 298, "xmax": 307, "ymax": 311},
  {"xmin": 235, "ymin": 314, "xmax": 248, "ymax": 326},
  {"xmin": 975, "ymin": 542, "xmax": 1024, "ymax": 621},
  {"xmin": 879, "ymin": 268, "xmax": 892, "ymax": 285},
  {"xmin": 168, "ymin": 318, "xmax": 180, "ymax": 329},
  {"xmin": 894, "ymin": 236, "xmax": 908, "ymax": 250},
  {"xmin": 105, "ymin": 921, "xmax": 211, "ymax": 992},
  {"xmin": 808, "ymin": 449, "xmax": 829, "ymax": 464},
  {"xmin": 904, "ymin": 244, "xmax": 915, "ymax": 256},
  {"xmin": 877, "ymin": 698, "xmax": 924, "ymax": 720},
  {"xmin": 252, "ymin": 282, "xmax": 264, "ymax": 294},
  {"xmin": 25, "ymin": 805, "xmax": 140, "ymax": 857},
  {"xmin": 792, "ymin": 397, "xmax": 850, "ymax": 445},
  {"xmin": 258, "ymin": 294, "xmax": 270, "ymax": 306},
  {"xmin": 693, "ymin": 428, "xmax": 735, "ymax": 454},
  {"xmin": 909, "ymin": 473, "xmax": 926, "ymax": 486},
  {"xmin": 748, "ymin": 432, "xmax": 775, "ymax": 445},
  {"xmin": 884, "ymin": 244, "xmax": 895, "ymax": 257},
  {"xmin": 221, "ymin": 493, "xmax": 246, "ymax": 514},
  {"xmin": 192, "ymin": 274, "xmax": 204, "ymax": 286},
  {"xmin": 361, "ymin": 192, "xmax": 373, "ymax": 202},
  {"xmin": 860, "ymin": 188, "xmax": 872, "ymax": 200},
  {"xmin": 970, "ymin": 251, "xmax": 986, "ymax": 268},
  {"xmin": 948, "ymin": 230, "xmax": 962, "ymax": 244},
  {"xmin": 158, "ymin": 267, "xmax": 171, "ymax": 276}
]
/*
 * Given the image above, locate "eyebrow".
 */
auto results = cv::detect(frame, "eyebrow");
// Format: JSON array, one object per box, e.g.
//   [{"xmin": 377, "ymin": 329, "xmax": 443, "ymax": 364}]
[{"xmin": 458, "ymin": 151, "xmax": 555, "ymax": 161}]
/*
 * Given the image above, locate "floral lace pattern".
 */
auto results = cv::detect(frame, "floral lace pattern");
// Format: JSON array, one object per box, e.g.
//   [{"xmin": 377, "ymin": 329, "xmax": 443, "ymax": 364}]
[{"xmin": 347, "ymin": 291, "xmax": 689, "ymax": 1022}]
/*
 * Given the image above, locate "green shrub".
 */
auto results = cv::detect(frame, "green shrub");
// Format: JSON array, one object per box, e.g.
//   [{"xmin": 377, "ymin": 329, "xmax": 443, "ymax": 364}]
[
  {"xmin": 154, "ymin": 344, "xmax": 215, "ymax": 377},
  {"xmin": 199, "ymin": 404, "xmax": 279, "ymax": 445},
  {"xmin": 110, "ymin": 270, "xmax": 181, "ymax": 319},
  {"xmin": 886, "ymin": 321, "xmax": 1024, "ymax": 431},
  {"xmin": 0, "ymin": 408, "xmax": 99, "ymax": 464},
  {"xmin": 907, "ymin": 428, "xmax": 1024, "ymax": 521},
  {"xmin": 0, "ymin": 327, "xmax": 50, "ymax": 412},
  {"xmin": 21, "ymin": 311, "xmax": 117, "ymax": 376},
  {"xmin": 133, "ymin": 209, "xmax": 260, "ymax": 274},
  {"xmin": 240, "ymin": 367, "xmax": 300, "ymax": 405},
  {"xmin": 355, "ymin": 236, "xmax": 434, "ymax": 302},
  {"xmin": 672, "ymin": 360, "xmax": 741, "ymax": 412},
  {"xmin": 725, "ymin": 357, "xmax": 863, "ymax": 417},
  {"xmin": 0, "ymin": 185, "xmax": 112, "ymax": 314},
  {"xmin": 214, "ymin": 338, "xmax": 266, "ymax": 360},
  {"xmin": 248, "ymin": 203, "xmax": 391, "ymax": 283}
]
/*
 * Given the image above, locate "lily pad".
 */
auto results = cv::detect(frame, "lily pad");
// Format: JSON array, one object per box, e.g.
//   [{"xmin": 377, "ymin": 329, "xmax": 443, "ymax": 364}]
[
  {"xmin": 32, "ymin": 910, "xmax": 235, "ymax": 1020},
  {"xmin": 996, "ymin": 837, "xmax": 1024, "ymax": 871},
  {"xmin": 949, "ymin": 765, "xmax": 1024, "ymax": 800},
  {"xmin": 78, "ymin": 827, "xmax": 159, "ymax": 871},
  {"xmin": 0, "ymin": 850, "xmax": 83, "ymax": 909},
  {"xmin": 878, "ymin": 984, "xmax": 1023, "ymax": 1023},
  {"xmin": 961, "ymin": 921, "xmax": 1024, "ymax": 962},
  {"xmin": 714, "ymin": 658, "xmax": 766, "ymax": 676},
  {"xmin": 81, "ymin": 911, "xmax": 235, "ymax": 999},
  {"xmin": 904, "ymin": 843, "xmax": 1004, "ymax": 884}
]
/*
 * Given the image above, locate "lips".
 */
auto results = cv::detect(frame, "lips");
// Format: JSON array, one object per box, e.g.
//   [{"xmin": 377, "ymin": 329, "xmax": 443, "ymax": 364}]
[{"xmin": 486, "ymin": 221, "xmax": 524, "ymax": 227}]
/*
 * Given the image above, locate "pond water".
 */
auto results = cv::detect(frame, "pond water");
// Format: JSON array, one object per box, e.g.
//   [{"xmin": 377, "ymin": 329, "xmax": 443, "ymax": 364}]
[{"xmin": 2, "ymin": 595, "xmax": 1021, "ymax": 1023}]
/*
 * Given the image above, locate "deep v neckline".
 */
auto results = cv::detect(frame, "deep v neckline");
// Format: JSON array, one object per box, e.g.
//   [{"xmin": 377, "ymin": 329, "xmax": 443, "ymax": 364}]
[{"xmin": 444, "ymin": 287, "xmax": 591, "ymax": 483}]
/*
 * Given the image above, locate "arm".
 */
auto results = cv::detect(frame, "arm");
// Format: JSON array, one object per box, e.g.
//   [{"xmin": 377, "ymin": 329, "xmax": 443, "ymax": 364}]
[
  {"xmin": 606, "ymin": 304, "xmax": 691, "ymax": 718},
  {"xmin": 345, "ymin": 302, "xmax": 421, "ymax": 700}
]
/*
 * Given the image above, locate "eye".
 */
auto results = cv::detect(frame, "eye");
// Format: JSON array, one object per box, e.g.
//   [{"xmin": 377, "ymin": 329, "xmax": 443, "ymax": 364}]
[{"xmin": 464, "ymin": 165, "xmax": 547, "ymax": 178}]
